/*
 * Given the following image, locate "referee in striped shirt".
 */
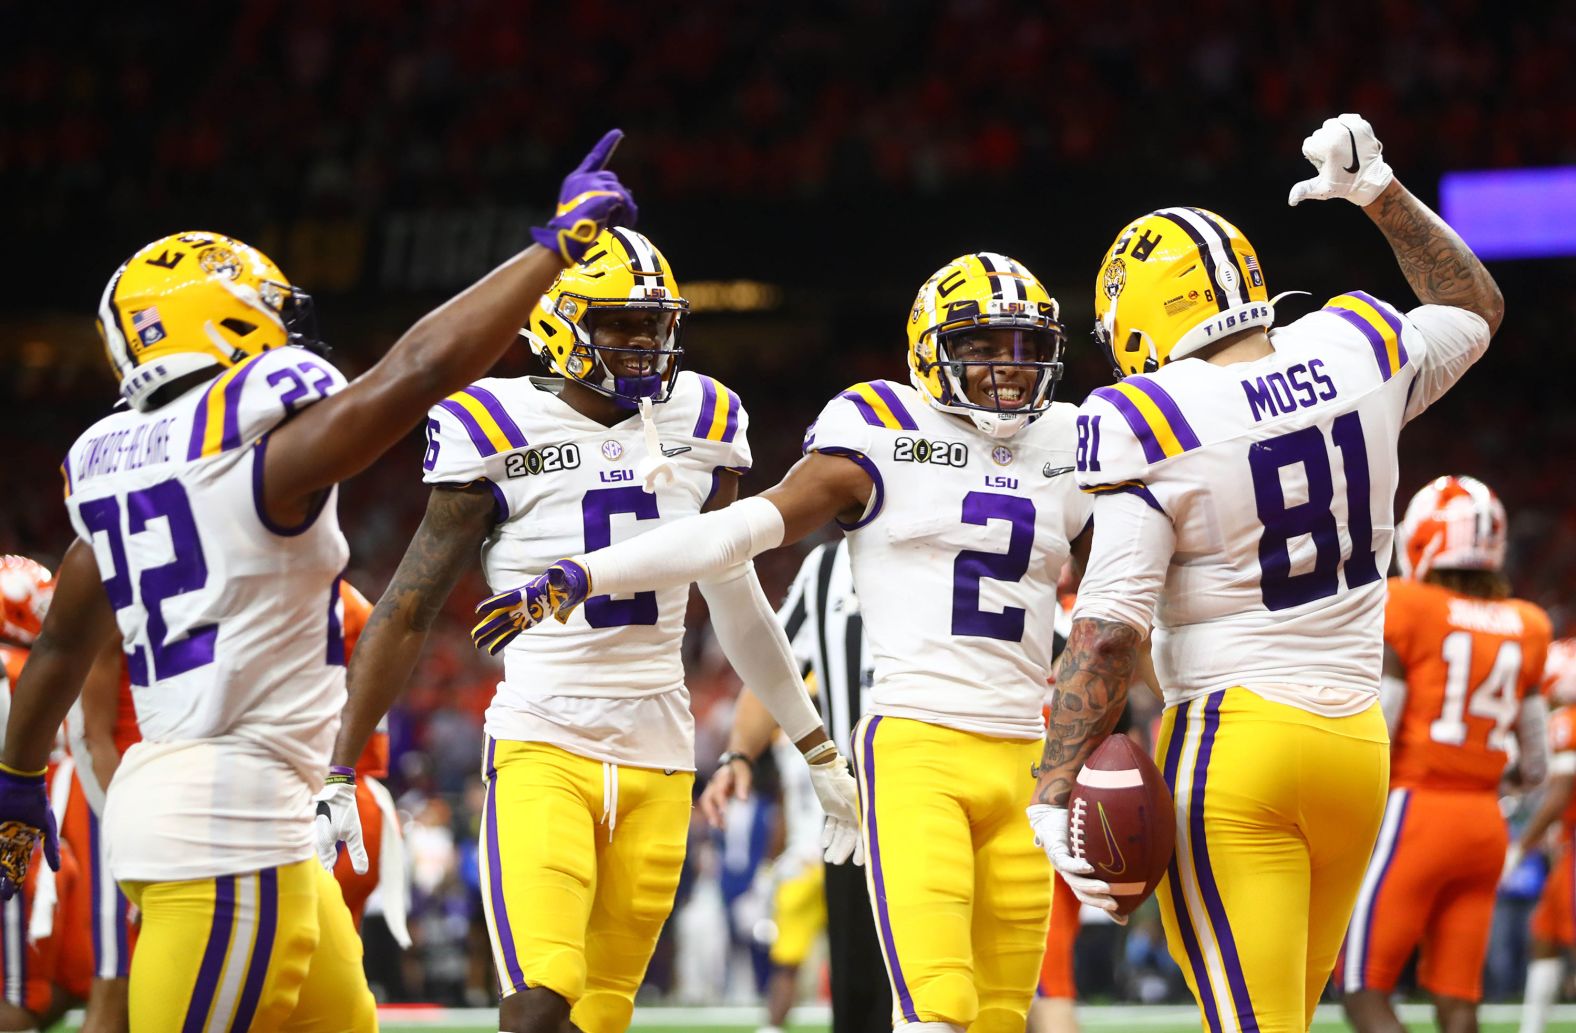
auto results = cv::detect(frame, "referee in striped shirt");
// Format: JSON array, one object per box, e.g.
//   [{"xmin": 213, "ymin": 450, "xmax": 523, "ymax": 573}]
[{"xmin": 700, "ymin": 538, "xmax": 887, "ymax": 1033}]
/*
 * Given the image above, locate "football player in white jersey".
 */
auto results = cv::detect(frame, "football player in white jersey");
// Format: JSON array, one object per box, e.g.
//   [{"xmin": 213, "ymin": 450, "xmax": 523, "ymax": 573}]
[
  {"xmin": 1026, "ymin": 114, "xmax": 1505, "ymax": 1033},
  {"xmin": 488, "ymin": 253, "xmax": 1096, "ymax": 1032},
  {"xmin": 0, "ymin": 130, "xmax": 637, "ymax": 1032},
  {"xmin": 311, "ymin": 227, "xmax": 859, "ymax": 1033}
]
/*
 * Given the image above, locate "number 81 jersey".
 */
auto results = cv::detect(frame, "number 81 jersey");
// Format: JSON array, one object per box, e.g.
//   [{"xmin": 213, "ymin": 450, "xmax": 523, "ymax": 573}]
[
  {"xmin": 1074, "ymin": 292, "xmax": 1491, "ymax": 714},
  {"xmin": 422, "ymin": 371, "xmax": 750, "ymax": 771},
  {"xmin": 803, "ymin": 380, "xmax": 1092, "ymax": 741}
]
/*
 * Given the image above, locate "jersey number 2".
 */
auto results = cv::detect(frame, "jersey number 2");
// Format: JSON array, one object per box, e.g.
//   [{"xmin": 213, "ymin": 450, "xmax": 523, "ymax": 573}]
[
  {"xmin": 952, "ymin": 492, "xmax": 1036, "ymax": 642},
  {"xmin": 1249, "ymin": 412, "xmax": 1380, "ymax": 610},
  {"xmin": 1429, "ymin": 631, "xmax": 1523, "ymax": 751}
]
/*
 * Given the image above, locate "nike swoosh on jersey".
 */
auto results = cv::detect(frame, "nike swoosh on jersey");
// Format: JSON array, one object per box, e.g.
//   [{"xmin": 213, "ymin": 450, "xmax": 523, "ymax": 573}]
[
  {"xmin": 1042, "ymin": 465, "xmax": 1075, "ymax": 478},
  {"xmin": 660, "ymin": 445, "xmax": 693, "ymax": 457},
  {"xmin": 1343, "ymin": 127, "xmax": 1361, "ymax": 174}
]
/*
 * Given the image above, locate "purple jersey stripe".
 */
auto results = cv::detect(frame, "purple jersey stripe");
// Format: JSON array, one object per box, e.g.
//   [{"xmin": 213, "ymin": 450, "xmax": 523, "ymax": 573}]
[
  {"xmin": 1160, "ymin": 701, "xmax": 1220, "ymax": 1033},
  {"xmin": 838, "ymin": 389, "xmax": 887, "ymax": 428},
  {"xmin": 436, "ymin": 398, "xmax": 496, "ymax": 456},
  {"xmin": 1124, "ymin": 376, "xmax": 1201, "ymax": 451},
  {"xmin": 720, "ymin": 386, "xmax": 741, "ymax": 443},
  {"xmin": 1090, "ymin": 387, "xmax": 1167, "ymax": 464},
  {"xmin": 186, "ymin": 379, "xmax": 221, "ymax": 460},
  {"xmin": 859, "ymin": 716, "xmax": 920, "ymax": 1024},
  {"xmin": 60, "ymin": 455, "xmax": 74, "ymax": 497},
  {"xmin": 1357, "ymin": 790, "xmax": 1410, "ymax": 988},
  {"xmin": 1189, "ymin": 693, "xmax": 1258, "ymax": 1027},
  {"xmin": 88, "ymin": 806, "xmax": 102, "ymax": 971},
  {"xmin": 326, "ymin": 573, "xmax": 346, "ymax": 666},
  {"xmin": 693, "ymin": 376, "xmax": 719, "ymax": 439},
  {"xmin": 867, "ymin": 381, "xmax": 919, "ymax": 430},
  {"xmin": 1347, "ymin": 290, "xmax": 1409, "ymax": 367},
  {"xmin": 1088, "ymin": 480, "xmax": 1165, "ymax": 516},
  {"xmin": 114, "ymin": 881, "xmax": 129, "ymax": 978},
  {"xmin": 1327, "ymin": 307, "xmax": 1394, "ymax": 381},
  {"xmin": 816, "ymin": 447, "xmax": 885, "ymax": 529},
  {"xmin": 462, "ymin": 385, "xmax": 528, "ymax": 448},
  {"xmin": 216, "ymin": 354, "xmax": 265, "ymax": 452},
  {"xmin": 483, "ymin": 738, "xmax": 528, "ymax": 992},
  {"xmin": 181, "ymin": 874, "xmax": 236, "ymax": 1033},
  {"xmin": 232, "ymin": 867, "xmax": 279, "ymax": 1031}
]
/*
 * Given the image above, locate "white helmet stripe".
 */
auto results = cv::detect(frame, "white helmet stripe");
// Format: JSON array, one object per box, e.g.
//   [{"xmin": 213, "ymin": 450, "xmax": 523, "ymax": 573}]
[
  {"xmin": 611, "ymin": 227, "xmax": 659, "ymax": 293},
  {"xmin": 98, "ymin": 262, "xmax": 135, "ymax": 377},
  {"xmin": 1158, "ymin": 207, "xmax": 1251, "ymax": 307}
]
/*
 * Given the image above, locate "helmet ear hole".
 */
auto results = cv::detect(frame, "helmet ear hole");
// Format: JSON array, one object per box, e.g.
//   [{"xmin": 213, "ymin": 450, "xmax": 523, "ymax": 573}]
[{"xmin": 219, "ymin": 318, "xmax": 257, "ymax": 336}]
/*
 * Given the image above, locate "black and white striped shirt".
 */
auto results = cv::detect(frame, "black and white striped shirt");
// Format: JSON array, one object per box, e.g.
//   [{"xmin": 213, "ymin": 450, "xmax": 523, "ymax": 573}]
[{"xmin": 777, "ymin": 540, "xmax": 870, "ymax": 754}]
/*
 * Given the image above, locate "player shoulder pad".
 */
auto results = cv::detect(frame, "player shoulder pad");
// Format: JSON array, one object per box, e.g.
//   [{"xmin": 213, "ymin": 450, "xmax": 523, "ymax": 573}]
[
  {"xmin": 1315, "ymin": 291, "xmax": 1415, "ymax": 383},
  {"xmin": 803, "ymin": 380, "xmax": 921, "ymax": 458},
  {"xmin": 1074, "ymin": 375, "xmax": 1201, "ymax": 507},
  {"xmin": 672, "ymin": 371, "xmax": 752, "ymax": 473},
  {"xmin": 184, "ymin": 346, "xmax": 347, "ymax": 462},
  {"xmin": 422, "ymin": 378, "xmax": 530, "ymax": 485}
]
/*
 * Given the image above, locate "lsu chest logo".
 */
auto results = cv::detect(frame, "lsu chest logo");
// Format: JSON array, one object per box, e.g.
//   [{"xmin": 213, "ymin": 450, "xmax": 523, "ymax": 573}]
[
  {"xmin": 893, "ymin": 436, "xmax": 969, "ymax": 467},
  {"xmin": 504, "ymin": 443, "xmax": 582, "ymax": 478}
]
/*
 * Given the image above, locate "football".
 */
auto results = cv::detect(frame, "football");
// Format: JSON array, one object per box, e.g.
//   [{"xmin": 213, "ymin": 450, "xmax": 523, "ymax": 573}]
[{"xmin": 1068, "ymin": 733, "xmax": 1176, "ymax": 917}]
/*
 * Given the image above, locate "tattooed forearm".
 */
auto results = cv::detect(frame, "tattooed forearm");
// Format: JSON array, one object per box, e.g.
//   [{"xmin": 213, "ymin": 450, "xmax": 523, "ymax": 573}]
[
  {"xmin": 1365, "ymin": 180, "xmax": 1504, "ymax": 333},
  {"xmin": 331, "ymin": 483, "xmax": 494, "ymax": 766},
  {"xmin": 1032, "ymin": 617, "xmax": 1142, "ymax": 807}
]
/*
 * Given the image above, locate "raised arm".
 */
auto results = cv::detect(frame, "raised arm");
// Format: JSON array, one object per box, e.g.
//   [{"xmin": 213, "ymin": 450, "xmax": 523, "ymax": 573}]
[
  {"xmin": 262, "ymin": 131, "xmax": 634, "ymax": 525},
  {"xmin": 1363, "ymin": 180, "xmax": 1504, "ymax": 334}
]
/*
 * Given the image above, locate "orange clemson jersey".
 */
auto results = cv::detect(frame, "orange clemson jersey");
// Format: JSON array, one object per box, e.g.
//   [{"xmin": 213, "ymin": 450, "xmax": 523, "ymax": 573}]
[
  {"xmin": 1547, "ymin": 705, "xmax": 1576, "ymax": 834},
  {"xmin": 336, "ymin": 581, "xmax": 390, "ymax": 780},
  {"xmin": 1386, "ymin": 577, "xmax": 1552, "ymax": 791}
]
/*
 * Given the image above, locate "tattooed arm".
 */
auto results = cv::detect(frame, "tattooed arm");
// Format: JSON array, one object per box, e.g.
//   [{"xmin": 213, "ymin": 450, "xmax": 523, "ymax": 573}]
[
  {"xmin": 1032, "ymin": 618, "xmax": 1142, "ymax": 808},
  {"xmin": 329, "ymin": 483, "xmax": 496, "ymax": 768},
  {"xmin": 1365, "ymin": 180, "xmax": 1504, "ymax": 334}
]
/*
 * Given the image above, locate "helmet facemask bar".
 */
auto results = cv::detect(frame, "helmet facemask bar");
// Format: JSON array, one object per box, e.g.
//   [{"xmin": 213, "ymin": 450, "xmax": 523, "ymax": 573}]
[
  {"xmin": 925, "ymin": 320, "xmax": 1066, "ymax": 418},
  {"xmin": 568, "ymin": 297, "xmax": 688, "ymax": 408},
  {"xmin": 273, "ymin": 282, "xmax": 328, "ymax": 355}
]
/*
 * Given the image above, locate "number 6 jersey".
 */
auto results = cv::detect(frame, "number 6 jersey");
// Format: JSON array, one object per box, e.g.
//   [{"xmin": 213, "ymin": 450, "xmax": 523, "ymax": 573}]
[
  {"xmin": 803, "ymin": 380, "xmax": 1092, "ymax": 741},
  {"xmin": 1072, "ymin": 294, "xmax": 1493, "ymax": 715},
  {"xmin": 61, "ymin": 346, "xmax": 351, "ymax": 880},
  {"xmin": 422, "ymin": 371, "xmax": 750, "ymax": 772}
]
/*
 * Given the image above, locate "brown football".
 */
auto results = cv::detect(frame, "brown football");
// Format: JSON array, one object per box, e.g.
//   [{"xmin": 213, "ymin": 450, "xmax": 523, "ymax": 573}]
[{"xmin": 1067, "ymin": 733, "xmax": 1176, "ymax": 917}]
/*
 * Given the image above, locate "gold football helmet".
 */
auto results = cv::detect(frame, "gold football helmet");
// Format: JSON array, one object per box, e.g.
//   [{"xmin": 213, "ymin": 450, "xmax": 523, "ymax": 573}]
[
  {"xmin": 522, "ymin": 228, "xmax": 687, "ymax": 406},
  {"xmin": 1094, "ymin": 208, "xmax": 1272, "ymax": 377},
  {"xmin": 98, "ymin": 231, "xmax": 321, "ymax": 410},
  {"xmin": 906, "ymin": 252, "xmax": 1065, "ymax": 439}
]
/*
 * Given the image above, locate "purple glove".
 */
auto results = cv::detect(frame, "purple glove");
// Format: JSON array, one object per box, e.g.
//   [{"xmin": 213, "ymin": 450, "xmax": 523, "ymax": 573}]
[
  {"xmin": 532, "ymin": 129, "xmax": 638, "ymax": 265},
  {"xmin": 0, "ymin": 764, "xmax": 58, "ymax": 901},
  {"xmin": 471, "ymin": 560, "xmax": 592, "ymax": 654}
]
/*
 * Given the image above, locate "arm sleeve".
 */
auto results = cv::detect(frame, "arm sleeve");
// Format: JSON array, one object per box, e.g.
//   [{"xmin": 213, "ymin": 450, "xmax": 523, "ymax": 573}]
[
  {"xmin": 579, "ymin": 495, "xmax": 785, "ymax": 598},
  {"xmin": 697, "ymin": 563, "xmax": 824, "ymax": 744},
  {"xmin": 1402, "ymin": 305, "xmax": 1492, "ymax": 422},
  {"xmin": 1518, "ymin": 694, "xmax": 1551, "ymax": 788},
  {"xmin": 1069, "ymin": 489, "xmax": 1176, "ymax": 636}
]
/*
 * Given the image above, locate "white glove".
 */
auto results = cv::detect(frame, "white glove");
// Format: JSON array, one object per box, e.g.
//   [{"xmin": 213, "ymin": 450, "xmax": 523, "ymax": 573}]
[
  {"xmin": 1026, "ymin": 803, "xmax": 1125, "ymax": 925},
  {"xmin": 807, "ymin": 755, "xmax": 864, "ymax": 865},
  {"xmin": 312, "ymin": 773, "xmax": 369, "ymax": 875},
  {"xmin": 1288, "ymin": 113, "xmax": 1394, "ymax": 208}
]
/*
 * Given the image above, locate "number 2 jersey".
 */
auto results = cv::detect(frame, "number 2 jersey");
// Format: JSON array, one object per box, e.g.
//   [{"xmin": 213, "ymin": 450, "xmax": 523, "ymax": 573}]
[
  {"xmin": 1073, "ymin": 294, "xmax": 1491, "ymax": 715},
  {"xmin": 803, "ymin": 380, "xmax": 1093, "ymax": 740},
  {"xmin": 1384, "ymin": 577, "xmax": 1550, "ymax": 791},
  {"xmin": 422, "ymin": 371, "xmax": 750, "ymax": 771},
  {"xmin": 61, "ymin": 347, "xmax": 351, "ymax": 880}
]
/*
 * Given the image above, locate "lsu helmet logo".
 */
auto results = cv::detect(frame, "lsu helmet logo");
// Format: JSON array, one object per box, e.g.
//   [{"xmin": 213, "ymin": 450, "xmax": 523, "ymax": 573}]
[
  {"xmin": 1094, "ymin": 207, "xmax": 1273, "ymax": 378},
  {"xmin": 98, "ymin": 231, "xmax": 324, "ymax": 411}
]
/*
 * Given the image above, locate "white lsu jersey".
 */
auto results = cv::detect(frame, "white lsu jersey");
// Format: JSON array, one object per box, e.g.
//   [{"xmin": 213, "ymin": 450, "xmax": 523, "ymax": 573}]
[
  {"xmin": 61, "ymin": 346, "xmax": 351, "ymax": 880},
  {"xmin": 1073, "ymin": 292, "xmax": 1491, "ymax": 714},
  {"xmin": 804, "ymin": 380, "xmax": 1092, "ymax": 740},
  {"xmin": 423, "ymin": 370, "xmax": 751, "ymax": 771}
]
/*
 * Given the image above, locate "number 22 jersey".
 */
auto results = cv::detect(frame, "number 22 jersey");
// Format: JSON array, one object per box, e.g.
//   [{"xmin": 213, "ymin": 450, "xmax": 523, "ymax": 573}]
[
  {"xmin": 803, "ymin": 380, "xmax": 1093, "ymax": 741},
  {"xmin": 422, "ymin": 371, "xmax": 751, "ymax": 771},
  {"xmin": 61, "ymin": 347, "xmax": 351, "ymax": 880},
  {"xmin": 1073, "ymin": 294, "xmax": 1492, "ymax": 715}
]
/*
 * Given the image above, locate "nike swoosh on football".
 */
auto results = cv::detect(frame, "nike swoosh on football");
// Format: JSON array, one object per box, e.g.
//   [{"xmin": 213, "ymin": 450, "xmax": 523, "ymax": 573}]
[
  {"xmin": 660, "ymin": 445, "xmax": 692, "ymax": 457},
  {"xmin": 1343, "ymin": 127, "xmax": 1360, "ymax": 174},
  {"xmin": 1042, "ymin": 465, "xmax": 1074, "ymax": 478}
]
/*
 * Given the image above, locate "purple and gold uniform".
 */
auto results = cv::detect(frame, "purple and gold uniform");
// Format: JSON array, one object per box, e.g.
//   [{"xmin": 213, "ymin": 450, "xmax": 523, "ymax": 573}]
[
  {"xmin": 805, "ymin": 376, "xmax": 1092, "ymax": 1031},
  {"xmin": 424, "ymin": 368, "xmax": 750, "ymax": 1032}
]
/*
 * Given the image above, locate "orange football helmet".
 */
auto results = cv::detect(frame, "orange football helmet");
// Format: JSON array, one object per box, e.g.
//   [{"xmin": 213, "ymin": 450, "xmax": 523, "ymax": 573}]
[
  {"xmin": 0, "ymin": 556, "xmax": 54, "ymax": 645},
  {"xmin": 1396, "ymin": 475, "xmax": 1507, "ymax": 580}
]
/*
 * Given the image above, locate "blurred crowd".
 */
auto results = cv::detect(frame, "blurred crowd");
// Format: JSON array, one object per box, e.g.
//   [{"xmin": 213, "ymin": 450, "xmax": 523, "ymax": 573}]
[{"xmin": 4, "ymin": 0, "xmax": 1576, "ymax": 1012}]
